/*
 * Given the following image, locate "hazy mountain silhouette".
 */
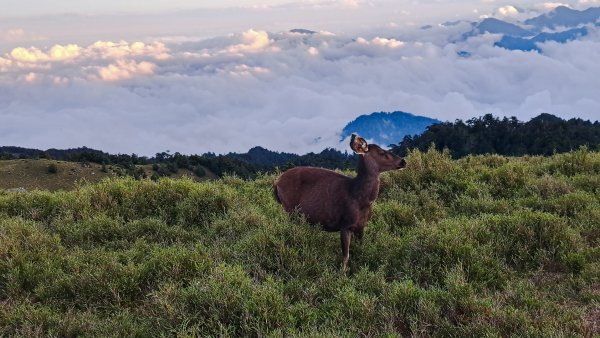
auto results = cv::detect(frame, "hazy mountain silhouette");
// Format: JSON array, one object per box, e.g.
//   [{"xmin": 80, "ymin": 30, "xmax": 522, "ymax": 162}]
[
  {"xmin": 340, "ymin": 111, "xmax": 441, "ymax": 147},
  {"xmin": 455, "ymin": 6, "xmax": 600, "ymax": 52},
  {"xmin": 525, "ymin": 6, "xmax": 600, "ymax": 30}
]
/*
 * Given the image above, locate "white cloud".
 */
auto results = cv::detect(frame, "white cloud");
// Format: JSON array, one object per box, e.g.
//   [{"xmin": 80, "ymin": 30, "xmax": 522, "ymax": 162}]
[
  {"xmin": 24, "ymin": 72, "xmax": 38, "ymax": 83},
  {"xmin": 6, "ymin": 28, "xmax": 25, "ymax": 39},
  {"xmin": 90, "ymin": 40, "xmax": 170, "ymax": 60},
  {"xmin": 49, "ymin": 44, "xmax": 81, "ymax": 61},
  {"xmin": 291, "ymin": 0, "xmax": 363, "ymax": 10},
  {"xmin": 0, "ymin": 57, "xmax": 11, "ymax": 68},
  {"xmin": 492, "ymin": 4, "xmax": 544, "ymax": 21},
  {"xmin": 10, "ymin": 47, "xmax": 48, "ymax": 63},
  {"xmin": 9, "ymin": 44, "xmax": 80, "ymax": 63},
  {"xmin": 226, "ymin": 30, "xmax": 273, "ymax": 53},
  {"xmin": 496, "ymin": 5, "xmax": 520, "ymax": 18},
  {"xmin": 340, "ymin": 0, "xmax": 360, "ymax": 9},
  {"xmin": 97, "ymin": 60, "xmax": 156, "ymax": 81},
  {"xmin": 539, "ymin": 2, "xmax": 570, "ymax": 10},
  {"xmin": 371, "ymin": 37, "xmax": 405, "ymax": 48},
  {"xmin": 1, "ymin": 28, "xmax": 45, "ymax": 43},
  {"xmin": 1, "ymin": 24, "xmax": 600, "ymax": 155}
]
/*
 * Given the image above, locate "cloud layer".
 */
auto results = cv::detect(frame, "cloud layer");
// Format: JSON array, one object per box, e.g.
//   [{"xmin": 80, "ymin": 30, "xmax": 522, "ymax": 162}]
[{"xmin": 1, "ymin": 19, "xmax": 600, "ymax": 154}]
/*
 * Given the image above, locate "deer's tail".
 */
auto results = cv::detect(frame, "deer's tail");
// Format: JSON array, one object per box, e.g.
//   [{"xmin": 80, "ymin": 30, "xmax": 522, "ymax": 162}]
[{"xmin": 273, "ymin": 184, "xmax": 282, "ymax": 204}]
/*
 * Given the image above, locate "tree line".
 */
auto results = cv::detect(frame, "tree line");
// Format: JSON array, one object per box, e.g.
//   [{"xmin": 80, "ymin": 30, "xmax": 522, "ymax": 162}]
[
  {"xmin": 391, "ymin": 113, "xmax": 600, "ymax": 158},
  {"xmin": 0, "ymin": 145, "xmax": 356, "ymax": 179},
  {"xmin": 3, "ymin": 113, "xmax": 599, "ymax": 178}
]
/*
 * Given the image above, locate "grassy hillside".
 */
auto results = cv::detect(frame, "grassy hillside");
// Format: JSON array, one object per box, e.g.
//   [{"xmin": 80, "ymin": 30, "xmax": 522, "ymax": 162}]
[
  {"xmin": 0, "ymin": 159, "xmax": 216, "ymax": 192},
  {"xmin": 0, "ymin": 159, "xmax": 112, "ymax": 192},
  {"xmin": 0, "ymin": 148, "xmax": 598, "ymax": 336}
]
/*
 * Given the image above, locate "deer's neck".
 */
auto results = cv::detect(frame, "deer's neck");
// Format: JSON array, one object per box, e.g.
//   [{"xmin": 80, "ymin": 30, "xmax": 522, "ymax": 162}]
[{"xmin": 351, "ymin": 155, "xmax": 380, "ymax": 207}]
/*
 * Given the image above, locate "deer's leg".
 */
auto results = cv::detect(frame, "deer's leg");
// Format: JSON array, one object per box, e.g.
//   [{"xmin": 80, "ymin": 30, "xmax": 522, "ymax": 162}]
[
  {"xmin": 340, "ymin": 229, "xmax": 352, "ymax": 272},
  {"xmin": 355, "ymin": 228, "xmax": 364, "ymax": 240}
]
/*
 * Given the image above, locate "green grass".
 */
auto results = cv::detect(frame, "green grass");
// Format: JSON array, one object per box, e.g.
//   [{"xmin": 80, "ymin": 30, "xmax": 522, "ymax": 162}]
[
  {"xmin": 0, "ymin": 159, "xmax": 114, "ymax": 192},
  {"xmin": 0, "ymin": 148, "xmax": 599, "ymax": 337},
  {"xmin": 0, "ymin": 159, "xmax": 216, "ymax": 192}
]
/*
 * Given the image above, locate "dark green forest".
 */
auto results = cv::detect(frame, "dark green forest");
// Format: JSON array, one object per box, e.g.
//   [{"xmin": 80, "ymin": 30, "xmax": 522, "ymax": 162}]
[{"xmin": 392, "ymin": 113, "xmax": 600, "ymax": 158}]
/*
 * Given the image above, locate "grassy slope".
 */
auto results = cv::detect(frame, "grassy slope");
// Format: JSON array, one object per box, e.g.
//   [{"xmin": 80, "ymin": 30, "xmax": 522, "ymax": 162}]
[
  {"xmin": 0, "ymin": 160, "xmax": 216, "ymax": 192},
  {"xmin": 0, "ymin": 159, "xmax": 112, "ymax": 192},
  {"xmin": 0, "ymin": 148, "xmax": 598, "ymax": 337}
]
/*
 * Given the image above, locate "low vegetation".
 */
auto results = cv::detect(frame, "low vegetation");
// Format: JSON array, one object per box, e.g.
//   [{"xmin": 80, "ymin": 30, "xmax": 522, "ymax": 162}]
[
  {"xmin": 0, "ymin": 159, "xmax": 216, "ymax": 192},
  {"xmin": 0, "ymin": 148, "xmax": 598, "ymax": 336}
]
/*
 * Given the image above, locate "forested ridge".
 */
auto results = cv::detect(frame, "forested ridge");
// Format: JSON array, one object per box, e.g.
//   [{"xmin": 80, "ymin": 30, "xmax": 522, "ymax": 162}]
[{"xmin": 392, "ymin": 113, "xmax": 600, "ymax": 158}]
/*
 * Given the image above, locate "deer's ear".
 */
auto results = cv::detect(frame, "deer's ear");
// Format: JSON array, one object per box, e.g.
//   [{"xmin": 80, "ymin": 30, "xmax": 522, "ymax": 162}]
[{"xmin": 350, "ymin": 134, "xmax": 369, "ymax": 154}]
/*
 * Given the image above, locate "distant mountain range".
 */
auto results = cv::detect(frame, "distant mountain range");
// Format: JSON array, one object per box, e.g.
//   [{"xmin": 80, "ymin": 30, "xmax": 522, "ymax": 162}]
[
  {"xmin": 474, "ymin": 18, "xmax": 532, "ymax": 37},
  {"xmin": 1, "ymin": 111, "xmax": 440, "ymax": 162},
  {"xmin": 289, "ymin": 29, "xmax": 317, "ymax": 35},
  {"xmin": 447, "ymin": 6, "xmax": 600, "ymax": 52},
  {"xmin": 495, "ymin": 27, "xmax": 588, "ymax": 52},
  {"xmin": 340, "ymin": 111, "xmax": 441, "ymax": 147},
  {"xmin": 524, "ymin": 6, "xmax": 600, "ymax": 29}
]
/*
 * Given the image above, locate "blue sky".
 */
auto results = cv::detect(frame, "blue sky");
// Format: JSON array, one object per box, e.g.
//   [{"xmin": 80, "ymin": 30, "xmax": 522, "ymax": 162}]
[
  {"xmin": 2, "ymin": 0, "xmax": 296, "ymax": 16},
  {"xmin": 5, "ymin": 0, "xmax": 452, "ymax": 16},
  {"xmin": 1, "ymin": 1, "xmax": 600, "ymax": 154},
  {"xmin": 3, "ymin": 1, "xmax": 598, "ymax": 42},
  {"xmin": 4, "ymin": 0, "xmax": 595, "ymax": 49}
]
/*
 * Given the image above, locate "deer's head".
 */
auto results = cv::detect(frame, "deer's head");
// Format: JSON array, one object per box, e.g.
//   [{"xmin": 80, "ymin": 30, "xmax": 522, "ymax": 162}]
[{"xmin": 350, "ymin": 134, "xmax": 406, "ymax": 173}]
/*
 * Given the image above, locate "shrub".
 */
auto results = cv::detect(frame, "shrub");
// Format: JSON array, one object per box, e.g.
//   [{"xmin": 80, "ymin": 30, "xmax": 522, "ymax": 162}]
[
  {"xmin": 194, "ymin": 166, "xmax": 206, "ymax": 178},
  {"xmin": 483, "ymin": 161, "xmax": 530, "ymax": 198},
  {"xmin": 47, "ymin": 163, "xmax": 58, "ymax": 174},
  {"xmin": 529, "ymin": 175, "xmax": 573, "ymax": 198},
  {"xmin": 481, "ymin": 211, "xmax": 582, "ymax": 271}
]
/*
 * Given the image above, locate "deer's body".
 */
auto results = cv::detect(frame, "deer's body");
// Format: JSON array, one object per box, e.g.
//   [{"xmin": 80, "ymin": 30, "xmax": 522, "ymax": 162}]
[
  {"xmin": 274, "ymin": 166, "xmax": 377, "ymax": 234},
  {"xmin": 274, "ymin": 135, "xmax": 405, "ymax": 271}
]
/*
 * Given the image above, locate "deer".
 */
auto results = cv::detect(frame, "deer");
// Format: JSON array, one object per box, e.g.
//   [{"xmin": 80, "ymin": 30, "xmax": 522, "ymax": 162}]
[{"xmin": 273, "ymin": 134, "xmax": 406, "ymax": 271}]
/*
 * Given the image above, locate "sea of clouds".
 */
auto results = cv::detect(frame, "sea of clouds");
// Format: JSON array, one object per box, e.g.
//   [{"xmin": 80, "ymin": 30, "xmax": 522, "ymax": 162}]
[{"xmin": 1, "ymin": 2, "xmax": 600, "ymax": 154}]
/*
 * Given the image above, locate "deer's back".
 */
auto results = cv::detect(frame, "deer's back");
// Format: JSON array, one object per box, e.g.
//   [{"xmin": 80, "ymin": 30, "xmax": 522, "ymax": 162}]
[{"xmin": 275, "ymin": 167, "xmax": 353, "ymax": 230}]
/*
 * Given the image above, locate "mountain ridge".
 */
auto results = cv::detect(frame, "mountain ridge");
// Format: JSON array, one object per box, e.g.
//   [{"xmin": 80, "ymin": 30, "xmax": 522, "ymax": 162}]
[
  {"xmin": 525, "ymin": 6, "xmax": 600, "ymax": 30},
  {"xmin": 340, "ymin": 111, "xmax": 441, "ymax": 147},
  {"xmin": 448, "ymin": 5, "xmax": 600, "ymax": 52}
]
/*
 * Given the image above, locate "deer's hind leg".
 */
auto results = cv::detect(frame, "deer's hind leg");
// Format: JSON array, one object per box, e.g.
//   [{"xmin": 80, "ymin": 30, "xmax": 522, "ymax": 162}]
[{"xmin": 340, "ymin": 229, "xmax": 353, "ymax": 272}]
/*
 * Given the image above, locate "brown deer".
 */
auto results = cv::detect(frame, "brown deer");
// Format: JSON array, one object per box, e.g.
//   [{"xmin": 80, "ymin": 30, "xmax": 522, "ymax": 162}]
[{"xmin": 273, "ymin": 134, "xmax": 406, "ymax": 271}]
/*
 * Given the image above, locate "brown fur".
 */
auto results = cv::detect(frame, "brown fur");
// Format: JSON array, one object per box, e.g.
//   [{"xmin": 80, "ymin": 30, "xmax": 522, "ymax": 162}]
[{"xmin": 274, "ymin": 138, "xmax": 406, "ymax": 271}]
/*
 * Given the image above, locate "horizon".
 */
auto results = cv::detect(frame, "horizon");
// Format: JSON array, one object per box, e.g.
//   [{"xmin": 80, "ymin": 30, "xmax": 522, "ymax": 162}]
[
  {"xmin": 2, "ymin": 1, "xmax": 600, "ymax": 155},
  {"xmin": 1, "ymin": 111, "xmax": 597, "ymax": 156}
]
